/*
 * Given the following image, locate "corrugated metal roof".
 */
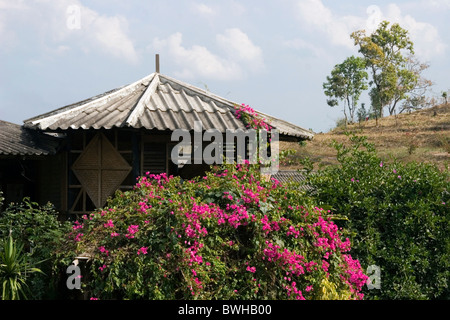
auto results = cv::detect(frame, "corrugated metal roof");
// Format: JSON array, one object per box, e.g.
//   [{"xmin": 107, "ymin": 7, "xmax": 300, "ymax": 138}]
[
  {"xmin": 271, "ymin": 170, "xmax": 308, "ymax": 184},
  {"xmin": 23, "ymin": 73, "xmax": 314, "ymax": 139},
  {"xmin": 0, "ymin": 120, "xmax": 60, "ymax": 156},
  {"xmin": 271, "ymin": 170, "xmax": 313, "ymax": 191}
]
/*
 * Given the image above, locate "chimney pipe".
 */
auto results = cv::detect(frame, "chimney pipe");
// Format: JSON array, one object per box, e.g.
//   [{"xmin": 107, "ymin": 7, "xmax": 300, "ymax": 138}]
[{"xmin": 155, "ymin": 54, "xmax": 160, "ymax": 73}]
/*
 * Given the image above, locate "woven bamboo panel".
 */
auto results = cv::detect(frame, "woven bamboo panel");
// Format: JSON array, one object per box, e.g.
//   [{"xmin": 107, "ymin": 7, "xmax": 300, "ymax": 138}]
[
  {"xmin": 72, "ymin": 133, "xmax": 131, "ymax": 208},
  {"xmin": 101, "ymin": 137, "xmax": 130, "ymax": 169},
  {"xmin": 101, "ymin": 169, "xmax": 130, "ymax": 206},
  {"xmin": 72, "ymin": 135, "xmax": 100, "ymax": 168},
  {"xmin": 73, "ymin": 169, "xmax": 100, "ymax": 207}
]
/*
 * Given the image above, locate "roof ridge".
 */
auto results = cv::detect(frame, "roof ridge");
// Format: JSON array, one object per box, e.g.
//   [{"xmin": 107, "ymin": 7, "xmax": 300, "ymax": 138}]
[
  {"xmin": 125, "ymin": 74, "xmax": 160, "ymax": 126},
  {"xmin": 24, "ymin": 73, "xmax": 156, "ymax": 129}
]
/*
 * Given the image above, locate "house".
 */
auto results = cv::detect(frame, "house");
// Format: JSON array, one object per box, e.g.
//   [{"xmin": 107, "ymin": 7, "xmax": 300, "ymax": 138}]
[{"xmin": 0, "ymin": 58, "xmax": 314, "ymax": 217}]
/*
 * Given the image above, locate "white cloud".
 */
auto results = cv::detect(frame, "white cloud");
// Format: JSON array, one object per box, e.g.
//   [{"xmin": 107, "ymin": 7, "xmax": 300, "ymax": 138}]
[
  {"xmin": 153, "ymin": 28, "xmax": 264, "ymax": 80},
  {"xmin": 0, "ymin": 0, "xmax": 139, "ymax": 64},
  {"xmin": 216, "ymin": 28, "xmax": 264, "ymax": 72},
  {"xmin": 383, "ymin": 4, "xmax": 446, "ymax": 60},
  {"xmin": 295, "ymin": 0, "xmax": 446, "ymax": 59},
  {"xmin": 296, "ymin": 0, "xmax": 362, "ymax": 49},
  {"xmin": 192, "ymin": 3, "xmax": 215, "ymax": 16},
  {"xmin": 153, "ymin": 32, "xmax": 241, "ymax": 80},
  {"xmin": 85, "ymin": 12, "xmax": 139, "ymax": 64}
]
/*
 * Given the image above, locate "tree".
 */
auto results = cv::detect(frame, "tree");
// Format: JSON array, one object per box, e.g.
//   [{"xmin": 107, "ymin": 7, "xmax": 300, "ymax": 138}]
[
  {"xmin": 400, "ymin": 56, "xmax": 433, "ymax": 113},
  {"xmin": 323, "ymin": 56, "xmax": 368, "ymax": 124},
  {"xmin": 356, "ymin": 103, "xmax": 368, "ymax": 123},
  {"xmin": 351, "ymin": 21, "xmax": 420, "ymax": 116}
]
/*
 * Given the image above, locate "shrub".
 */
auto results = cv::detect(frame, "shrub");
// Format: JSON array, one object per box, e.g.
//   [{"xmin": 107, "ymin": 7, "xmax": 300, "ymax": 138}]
[
  {"xmin": 58, "ymin": 163, "xmax": 368, "ymax": 300},
  {"xmin": 305, "ymin": 134, "xmax": 450, "ymax": 299},
  {"xmin": 0, "ymin": 235, "xmax": 44, "ymax": 300},
  {"xmin": 0, "ymin": 198, "xmax": 72, "ymax": 299}
]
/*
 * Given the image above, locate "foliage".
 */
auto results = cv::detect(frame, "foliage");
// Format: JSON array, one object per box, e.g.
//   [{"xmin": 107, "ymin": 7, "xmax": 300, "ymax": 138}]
[
  {"xmin": 57, "ymin": 163, "xmax": 368, "ymax": 300},
  {"xmin": 0, "ymin": 198, "xmax": 72, "ymax": 299},
  {"xmin": 305, "ymin": 134, "xmax": 450, "ymax": 299},
  {"xmin": 356, "ymin": 103, "xmax": 368, "ymax": 123},
  {"xmin": 323, "ymin": 56, "xmax": 369, "ymax": 123},
  {"xmin": 351, "ymin": 21, "xmax": 428, "ymax": 116},
  {"xmin": 0, "ymin": 235, "xmax": 44, "ymax": 300}
]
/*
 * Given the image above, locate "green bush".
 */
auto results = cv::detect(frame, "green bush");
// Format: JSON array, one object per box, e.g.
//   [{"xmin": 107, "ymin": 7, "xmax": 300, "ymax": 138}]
[
  {"xmin": 305, "ymin": 134, "xmax": 450, "ymax": 299},
  {"xmin": 0, "ymin": 235, "xmax": 44, "ymax": 300},
  {"xmin": 0, "ymin": 198, "xmax": 71, "ymax": 299},
  {"xmin": 58, "ymin": 163, "xmax": 368, "ymax": 300}
]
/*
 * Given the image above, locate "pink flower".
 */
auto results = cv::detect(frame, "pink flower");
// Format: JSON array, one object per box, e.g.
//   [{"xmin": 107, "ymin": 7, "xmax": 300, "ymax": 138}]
[
  {"xmin": 126, "ymin": 225, "xmax": 139, "ymax": 239},
  {"xmin": 103, "ymin": 219, "xmax": 114, "ymax": 228},
  {"xmin": 137, "ymin": 247, "xmax": 148, "ymax": 255},
  {"xmin": 72, "ymin": 221, "xmax": 84, "ymax": 230},
  {"xmin": 98, "ymin": 246, "xmax": 109, "ymax": 256},
  {"xmin": 246, "ymin": 266, "xmax": 256, "ymax": 273},
  {"xmin": 74, "ymin": 233, "xmax": 83, "ymax": 242}
]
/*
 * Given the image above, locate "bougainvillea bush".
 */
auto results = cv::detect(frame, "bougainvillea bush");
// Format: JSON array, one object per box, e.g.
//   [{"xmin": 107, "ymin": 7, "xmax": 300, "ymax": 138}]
[{"xmin": 59, "ymin": 163, "xmax": 368, "ymax": 300}]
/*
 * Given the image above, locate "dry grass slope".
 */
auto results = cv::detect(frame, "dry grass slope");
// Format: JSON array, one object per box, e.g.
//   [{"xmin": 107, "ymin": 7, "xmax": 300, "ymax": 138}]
[{"xmin": 281, "ymin": 103, "xmax": 450, "ymax": 171}]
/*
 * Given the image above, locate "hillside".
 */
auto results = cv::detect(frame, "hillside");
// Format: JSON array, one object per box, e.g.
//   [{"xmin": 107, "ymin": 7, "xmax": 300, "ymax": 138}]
[{"xmin": 281, "ymin": 103, "xmax": 450, "ymax": 171}]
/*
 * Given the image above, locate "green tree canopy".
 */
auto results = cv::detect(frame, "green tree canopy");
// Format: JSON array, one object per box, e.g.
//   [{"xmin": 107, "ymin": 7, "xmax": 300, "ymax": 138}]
[
  {"xmin": 351, "ymin": 20, "xmax": 420, "ymax": 116},
  {"xmin": 323, "ymin": 56, "xmax": 368, "ymax": 123}
]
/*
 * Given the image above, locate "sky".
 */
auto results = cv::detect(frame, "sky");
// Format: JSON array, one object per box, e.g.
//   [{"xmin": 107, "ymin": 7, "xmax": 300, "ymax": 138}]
[{"xmin": 0, "ymin": 0, "xmax": 449, "ymax": 133}]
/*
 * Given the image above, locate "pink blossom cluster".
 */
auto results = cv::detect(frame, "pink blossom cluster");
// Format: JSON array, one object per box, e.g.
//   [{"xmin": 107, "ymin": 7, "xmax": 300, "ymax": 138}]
[
  {"xmin": 217, "ymin": 203, "xmax": 250, "ymax": 228},
  {"xmin": 284, "ymin": 281, "xmax": 305, "ymax": 300},
  {"xmin": 98, "ymin": 246, "xmax": 109, "ymax": 256},
  {"xmin": 340, "ymin": 254, "xmax": 369, "ymax": 299},
  {"xmin": 262, "ymin": 241, "xmax": 307, "ymax": 276},
  {"xmin": 246, "ymin": 266, "xmax": 256, "ymax": 273},
  {"xmin": 311, "ymin": 214, "xmax": 351, "ymax": 253},
  {"xmin": 137, "ymin": 246, "xmax": 148, "ymax": 255},
  {"xmin": 74, "ymin": 233, "xmax": 83, "ymax": 242},
  {"xmin": 235, "ymin": 103, "xmax": 272, "ymax": 132},
  {"xmin": 72, "ymin": 220, "xmax": 84, "ymax": 230},
  {"xmin": 103, "ymin": 219, "xmax": 114, "ymax": 228},
  {"xmin": 125, "ymin": 224, "xmax": 139, "ymax": 239}
]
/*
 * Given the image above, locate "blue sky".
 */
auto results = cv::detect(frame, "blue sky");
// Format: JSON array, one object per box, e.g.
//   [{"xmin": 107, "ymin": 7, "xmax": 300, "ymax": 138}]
[{"xmin": 0, "ymin": 0, "xmax": 448, "ymax": 133}]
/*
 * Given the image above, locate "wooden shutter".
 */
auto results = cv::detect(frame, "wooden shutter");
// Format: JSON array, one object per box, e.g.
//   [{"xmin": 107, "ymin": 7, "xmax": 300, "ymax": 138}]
[{"xmin": 142, "ymin": 143, "xmax": 167, "ymax": 174}]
